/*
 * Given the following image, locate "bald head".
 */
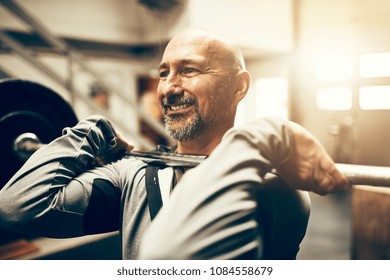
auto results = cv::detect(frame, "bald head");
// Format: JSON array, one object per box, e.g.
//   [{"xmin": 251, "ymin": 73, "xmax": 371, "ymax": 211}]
[{"xmin": 165, "ymin": 28, "xmax": 246, "ymax": 72}]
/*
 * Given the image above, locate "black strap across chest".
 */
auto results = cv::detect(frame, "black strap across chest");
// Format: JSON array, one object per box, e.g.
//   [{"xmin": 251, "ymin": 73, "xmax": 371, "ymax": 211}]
[
  {"xmin": 143, "ymin": 145, "xmax": 204, "ymax": 221},
  {"xmin": 145, "ymin": 165, "xmax": 163, "ymax": 220}
]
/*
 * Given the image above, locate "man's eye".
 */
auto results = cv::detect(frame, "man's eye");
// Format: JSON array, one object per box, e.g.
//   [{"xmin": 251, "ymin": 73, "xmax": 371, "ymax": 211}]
[
  {"xmin": 159, "ymin": 70, "xmax": 169, "ymax": 78},
  {"xmin": 183, "ymin": 68, "xmax": 198, "ymax": 74}
]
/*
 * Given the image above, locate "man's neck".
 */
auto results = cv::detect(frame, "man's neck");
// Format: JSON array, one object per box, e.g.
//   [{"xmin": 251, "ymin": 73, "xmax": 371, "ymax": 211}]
[
  {"xmin": 174, "ymin": 118, "xmax": 235, "ymax": 155},
  {"xmin": 176, "ymin": 130, "xmax": 227, "ymax": 156}
]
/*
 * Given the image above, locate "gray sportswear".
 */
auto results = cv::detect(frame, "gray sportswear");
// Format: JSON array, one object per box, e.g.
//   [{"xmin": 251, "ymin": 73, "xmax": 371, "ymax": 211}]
[{"xmin": 0, "ymin": 115, "xmax": 310, "ymax": 259}]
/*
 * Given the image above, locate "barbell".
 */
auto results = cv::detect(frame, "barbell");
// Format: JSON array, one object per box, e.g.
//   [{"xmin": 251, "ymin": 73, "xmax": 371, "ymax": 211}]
[
  {"xmin": 2, "ymin": 78, "xmax": 390, "ymax": 189},
  {"xmin": 0, "ymin": 78, "xmax": 78, "ymax": 188}
]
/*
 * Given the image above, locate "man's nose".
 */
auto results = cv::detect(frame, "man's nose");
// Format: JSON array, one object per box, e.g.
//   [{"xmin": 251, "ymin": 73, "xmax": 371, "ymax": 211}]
[{"xmin": 162, "ymin": 73, "xmax": 183, "ymax": 97}]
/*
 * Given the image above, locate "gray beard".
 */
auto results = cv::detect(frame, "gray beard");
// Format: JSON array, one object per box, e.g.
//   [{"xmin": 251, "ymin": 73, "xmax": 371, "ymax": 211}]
[{"xmin": 164, "ymin": 111, "xmax": 208, "ymax": 141}]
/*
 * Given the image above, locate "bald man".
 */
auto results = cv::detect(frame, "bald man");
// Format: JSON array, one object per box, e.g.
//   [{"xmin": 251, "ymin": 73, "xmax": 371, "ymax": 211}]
[{"xmin": 0, "ymin": 29, "xmax": 349, "ymax": 260}]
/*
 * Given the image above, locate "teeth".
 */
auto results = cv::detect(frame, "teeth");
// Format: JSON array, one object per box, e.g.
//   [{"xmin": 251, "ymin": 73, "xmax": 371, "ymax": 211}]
[{"xmin": 170, "ymin": 104, "xmax": 191, "ymax": 111}]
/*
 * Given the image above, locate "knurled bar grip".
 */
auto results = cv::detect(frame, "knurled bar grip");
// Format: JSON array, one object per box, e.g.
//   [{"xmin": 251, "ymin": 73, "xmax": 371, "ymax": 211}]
[
  {"xmin": 126, "ymin": 151, "xmax": 390, "ymax": 187},
  {"xmin": 336, "ymin": 163, "xmax": 390, "ymax": 187}
]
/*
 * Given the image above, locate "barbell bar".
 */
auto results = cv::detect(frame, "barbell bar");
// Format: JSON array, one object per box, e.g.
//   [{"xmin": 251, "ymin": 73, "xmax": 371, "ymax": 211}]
[
  {"xmin": 126, "ymin": 151, "xmax": 390, "ymax": 188},
  {"xmin": 12, "ymin": 130, "xmax": 390, "ymax": 188},
  {"xmin": 2, "ymin": 78, "xmax": 390, "ymax": 189}
]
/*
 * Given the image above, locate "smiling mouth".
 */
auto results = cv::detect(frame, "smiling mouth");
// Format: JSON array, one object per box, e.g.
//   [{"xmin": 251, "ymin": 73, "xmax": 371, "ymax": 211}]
[
  {"xmin": 168, "ymin": 103, "xmax": 193, "ymax": 111},
  {"xmin": 162, "ymin": 95, "xmax": 197, "ymax": 114},
  {"xmin": 164, "ymin": 102, "xmax": 196, "ymax": 115}
]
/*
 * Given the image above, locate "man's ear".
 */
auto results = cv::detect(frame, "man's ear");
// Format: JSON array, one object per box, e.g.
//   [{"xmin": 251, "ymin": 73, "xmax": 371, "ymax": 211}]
[{"xmin": 234, "ymin": 70, "xmax": 250, "ymax": 105}]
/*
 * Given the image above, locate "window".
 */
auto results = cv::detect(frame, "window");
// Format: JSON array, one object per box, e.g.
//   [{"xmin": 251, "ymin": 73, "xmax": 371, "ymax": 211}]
[
  {"xmin": 359, "ymin": 52, "xmax": 390, "ymax": 110},
  {"xmin": 314, "ymin": 51, "xmax": 390, "ymax": 111},
  {"xmin": 359, "ymin": 52, "xmax": 390, "ymax": 78},
  {"xmin": 359, "ymin": 86, "xmax": 390, "ymax": 110}
]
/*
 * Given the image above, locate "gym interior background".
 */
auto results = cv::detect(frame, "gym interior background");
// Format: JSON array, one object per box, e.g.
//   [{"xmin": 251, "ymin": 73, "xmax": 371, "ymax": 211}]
[{"xmin": 0, "ymin": 0, "xmax": 389, "ymax": 260}]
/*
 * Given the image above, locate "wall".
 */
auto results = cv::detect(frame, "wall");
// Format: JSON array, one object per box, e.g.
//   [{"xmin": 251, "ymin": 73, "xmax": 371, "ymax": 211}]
[
  {"xmin": 187, "ymin": 0, "xmax": 293, "ymax": 56},
  {"xmin": 292, "ymin": 0, "xmax": 390, "ymax": 166},
  {"xmin": 0, "ymin": 0, "xmax": 189, "ymax": 44}
]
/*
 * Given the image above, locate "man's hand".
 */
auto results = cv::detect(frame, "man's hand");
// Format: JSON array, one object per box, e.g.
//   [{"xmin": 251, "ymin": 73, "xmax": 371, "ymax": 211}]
[
  {"xmin": 276, "ymin": 121, "xmax": 350, "ymax": 195},
  {"xmin": 95, "ymin": 131, "xmax": 134, "ymax": 166}
]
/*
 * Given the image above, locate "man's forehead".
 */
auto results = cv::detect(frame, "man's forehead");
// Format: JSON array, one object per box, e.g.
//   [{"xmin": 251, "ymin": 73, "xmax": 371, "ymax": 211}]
[
  {"xmin": 159, "ymin": 53, "xmax": 208, "ymax": 68},
  {"xmin": 160, "ymin": 35, "xmax": 224, "ymax": 67}
]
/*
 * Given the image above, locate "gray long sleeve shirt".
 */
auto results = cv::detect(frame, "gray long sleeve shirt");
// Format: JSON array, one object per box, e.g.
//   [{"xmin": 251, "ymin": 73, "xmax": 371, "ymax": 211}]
[{"xmin": 0, "ymin": 115, "xmax": 309, "ymax": 259}]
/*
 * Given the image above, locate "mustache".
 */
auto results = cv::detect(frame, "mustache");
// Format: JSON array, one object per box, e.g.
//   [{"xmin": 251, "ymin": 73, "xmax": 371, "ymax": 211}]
[{"xmin": 161, "ymin": 95, "xmax": 198, "ymax": 107}]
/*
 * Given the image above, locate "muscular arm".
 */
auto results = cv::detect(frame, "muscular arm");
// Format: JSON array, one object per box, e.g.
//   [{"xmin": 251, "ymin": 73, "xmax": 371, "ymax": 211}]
[{"xmin": 0, "ymin": 116, "xmax": 130, "ymax": 238}]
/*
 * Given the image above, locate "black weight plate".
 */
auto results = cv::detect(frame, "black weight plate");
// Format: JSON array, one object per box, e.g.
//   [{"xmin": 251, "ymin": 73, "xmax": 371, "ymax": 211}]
[{"xmin": 0, "ymin": 78, "xmax": 78, "ymax": 188}]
